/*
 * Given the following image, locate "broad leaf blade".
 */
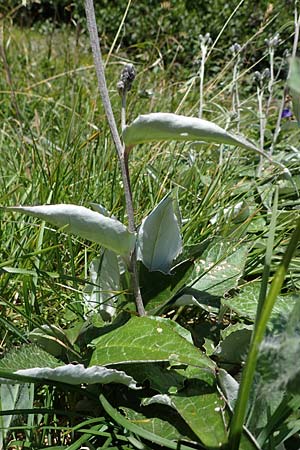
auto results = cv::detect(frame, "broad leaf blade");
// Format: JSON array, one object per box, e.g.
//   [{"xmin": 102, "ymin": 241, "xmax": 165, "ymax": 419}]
[
  {"xmin": 137, "ymin": 194, "xmax": 182, "ymax": 273},
  {"xmin": 83, "ymin": 250, "xmax": 122, "ymax": 321},
  {"xmin": 123, "ymin": 112, "xmax": 259, "ymax": 151},
  {"xmin": 100, "ymin": 394, "xmax": 196, "ymax": 450},
  {"xmin": 4, "ymin": 204, "xmax": 135, "ymax": 257},
  {"xmin": 191, "ymin": 241, "xmax": 249, "ymax": 297},
  {"xmin": 222, "ymin": 282, "xmax": 298, "ymax": 325},
  {"xmin": 90, "ymin": 316, "xmax": 214, "ymax": 369}
]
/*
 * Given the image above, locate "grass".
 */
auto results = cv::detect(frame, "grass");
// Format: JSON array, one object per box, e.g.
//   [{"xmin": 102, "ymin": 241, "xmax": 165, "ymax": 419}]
[{"xmin": 1, "ymin": 5, "xmax": 300, "ymax": 449}]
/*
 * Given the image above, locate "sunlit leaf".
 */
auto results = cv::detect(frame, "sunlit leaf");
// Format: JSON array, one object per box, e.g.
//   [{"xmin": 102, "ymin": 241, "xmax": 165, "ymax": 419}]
[
  {"xmin": 137, "ymin": 194, "xmax": 182, "ymax": 273},
  {"xmin": 90, "ymin": 316, "xmax": 214, "ymax": 369},
  {"xmin": 124, "ymin": 112, "xmax": 260, "ymax": 151},
  {"xmin": 0, "ymin": 364, "xmax": 139, "ymax": 389},
  {"xmin": 190, "ymin": 241, "xmax": 249, "ymax": 297},
  {"xmin": 4, "ymin": 204, "xmax": 135, "ymax": 257}
]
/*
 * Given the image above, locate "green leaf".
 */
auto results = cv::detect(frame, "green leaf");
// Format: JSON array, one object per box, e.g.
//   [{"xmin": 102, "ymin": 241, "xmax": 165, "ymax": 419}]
[
  {"xmin": 214, "ymin": 323, "xmax": 253, "ymax": 366},
  {"xmin": 4, "ymin": 204, "xmax": 135, "ymax": 257},
  {"xmin": 222, "ymin": 282, "xmax": 298, "ymax": 324},
  {"xmin": 288, "ymin": 57, "xmax": 300, "ymax": 93},
  {"xmin": 140, "ymin": 259, "xmax": 194, "ymax": 312},
  {"xmin": 90, "ymin": 316, "xmax": 214, "ymax": 369},
  {"xmin": 29, "ymin": 325, "xmax": 73, "ymax": 358},
  {"xmin": 189, "ymin": 240, "xmax": 249, "ymax": 297},
  {"xmin": 121, "ymin": 406, "xmax": 197, "ymax": 442},
  {"xmin": 123, "ymin": 113, "xmax": 260, "ymax": 152},
  {"xmin": 100, "ymin": 394, "xmax": 196, "ymax": 450},
  {"xmin": 137, "ymin": 194, "xmax": 182, "ymax": 273},
  {"xmin": 0, "ymin": 344, "xmax": 62, "ymax": 371}
]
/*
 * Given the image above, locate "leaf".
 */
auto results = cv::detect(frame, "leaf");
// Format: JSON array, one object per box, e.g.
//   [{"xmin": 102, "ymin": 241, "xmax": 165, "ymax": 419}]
[
  {"xmin": 217, "ymin": 368, "xmax": 239, "ymax": 410},
  {"xmin": 29, "ymin": 325, "xmax": 73, "ymax": 358},
  {"xmin": 100, "ymin": 395, "xmax": 196, "ymax": 450},
  {"xmin": 121, "ymin": 406, "xmax": 196, "ymax": 442},
  {"xmin": 190, "ymin": 240, "xmax": 249, "ymax": 297},
  {"xmin": 90, "ymin": 316, "xmax": 214, "ymax": 370},
  {"xmin": 137, "ymin": 194, "xmax": 182, "ymax": 273},
  {"xmin": 83, "ymin": 250, "xmax": 122, "ymax": 321},
  {"xmin": 123, "ymin": 112, "xmax": 260, "ymax": 152},
  {"xmin": 0, "ymin": 344, "xmax": 62, "ymax": 371},
  {"xmin": 0, "ymin": 364, "xmax": 139, "ymax": 389},
  {"xmin": 4, "ymin": 204, "xmax": 135, "ymax": 257},
  {"xmin": 171, "ymin": 381, "xmax": 228, "ymax": 448},
  {"xmin": 288, "ymin": 57, "xmax": 300, "ymax": 93},
  {"xmin": 214, "ymin": 323, "xmax": 253, "ymax": 366},
  {"xmin": 140, "ymin": 259, "xmax": 194, "ymax": 312},
  {"xmin": 0, "ymin": 383, "xmax": 34, "ymax": 449},
  {"xmin": 222, "ymin": 282, "xmax": 298, "ymax": 325},
  {"xmin": 288, "ymin": 58, "xmax": 300, "ymax": 125}
]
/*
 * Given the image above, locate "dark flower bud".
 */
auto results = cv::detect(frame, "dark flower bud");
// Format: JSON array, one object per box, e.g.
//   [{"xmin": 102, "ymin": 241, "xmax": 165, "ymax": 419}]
[
  {"xmin": 117, "ymin": 63, "xmax": 136, "ymax": 94},
  {"xmin": 230, "ymin": 42, "xmax": 241, "ymax": 54}
]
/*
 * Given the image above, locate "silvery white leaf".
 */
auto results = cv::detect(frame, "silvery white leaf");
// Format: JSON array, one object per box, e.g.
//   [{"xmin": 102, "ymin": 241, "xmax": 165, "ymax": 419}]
[
  {"xmin": 123, "ymin": 112, "xmax": 259, "ymax": 151},
  {"xmin": 137, "ymin": 194, "xmax": 182, "ymax": 273},
  {"xmin": 8, "ymin": 364, "xmax": 139, "ymax": 389},
  {"xmin": 83, "ymin": 250, "xmax": 121, "ymax": 321},
  {"xmin": 5, "ymin": 204, "xmax": 135, "ymax": 257}
]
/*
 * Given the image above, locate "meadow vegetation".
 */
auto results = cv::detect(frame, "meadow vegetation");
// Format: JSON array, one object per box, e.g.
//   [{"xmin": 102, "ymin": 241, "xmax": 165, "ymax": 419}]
[{"xmin": 0, "ymin": 1, "xmax": 300, "ymax": 449}]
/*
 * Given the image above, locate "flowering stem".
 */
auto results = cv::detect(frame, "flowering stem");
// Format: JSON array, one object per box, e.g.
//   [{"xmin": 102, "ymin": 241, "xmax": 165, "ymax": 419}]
[{"xmin": 84, "ymin": 0, "xmax": 145, "ymax": 316}]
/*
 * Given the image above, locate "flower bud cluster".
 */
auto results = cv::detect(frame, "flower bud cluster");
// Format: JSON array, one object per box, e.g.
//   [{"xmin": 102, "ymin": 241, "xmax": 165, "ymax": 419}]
[
  {"xmin": 117, "ymin": 63, "xmax": 136, "ymax": 94},
  {"xmin": 253, "ymin": 68, "xmax": 270, "ymax": 87},
  {"xmin": 265, "ymin": 33, "xmax": 280, "ymax": 49},
  {"xmin": 199, "ymin": 32, "xmax": 212, "ymax": 47},
  {"xmin": 230, "ymin": 42, "xmax": 241, "ymax": 55}
]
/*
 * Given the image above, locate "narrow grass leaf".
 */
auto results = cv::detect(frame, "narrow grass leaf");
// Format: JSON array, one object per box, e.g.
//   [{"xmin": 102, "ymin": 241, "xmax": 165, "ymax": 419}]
[{"xmin": 3, "ymin": 204, "xmax": 135, "ymax": 257}]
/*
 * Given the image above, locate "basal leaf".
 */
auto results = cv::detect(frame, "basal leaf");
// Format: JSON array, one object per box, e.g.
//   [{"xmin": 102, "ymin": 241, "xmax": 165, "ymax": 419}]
[
  {"xmin": 121, "ymin": 406, "xmax": 197, "ymax": 442},
  {"xmin": 190, "ymin": 241, "xmax": 249, "ymax": 297},
  {"xmin": 222, "ymin": 282, "xmax": 298, "ymax": 325},
  {"xmin": 90, "ymin": 316, "xmax": 214, "ymax": 369},
  {"xmin": 0, "ymin": 364, "xmax": 139, "ymax": 389},
  {"xmin": 140, "ymin": 259, "xmax": 194, "ymax": 312},
  {"xmin": 100, "ymin": 395, "xmax": 196, "ymax": 450},
  {"xmin": 137, "ymin": 194, "xmax": 182, "ymax": 273},
  {"xmin": 170, "ymin": 365, "xmax": 228, "ymax": 448},
  {"xmin": 124, "ymin": 112, "xmax": 260, "ymax": 152},
  {"xmin": 4, "ymin": 204, "xmax": 135, "ymax": 257}
]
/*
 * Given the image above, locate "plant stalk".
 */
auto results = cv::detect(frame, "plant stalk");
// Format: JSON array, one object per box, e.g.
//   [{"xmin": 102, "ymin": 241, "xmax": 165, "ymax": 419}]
[{"xmin": 84, "ymin": 0, "xmax": 145, "ymax": 316}]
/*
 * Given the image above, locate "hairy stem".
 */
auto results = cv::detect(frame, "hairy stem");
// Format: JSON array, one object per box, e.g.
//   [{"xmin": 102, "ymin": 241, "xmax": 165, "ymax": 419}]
[{"xmin": 84, "ymin": 0, "xmax": 145, "ymax": 316}]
